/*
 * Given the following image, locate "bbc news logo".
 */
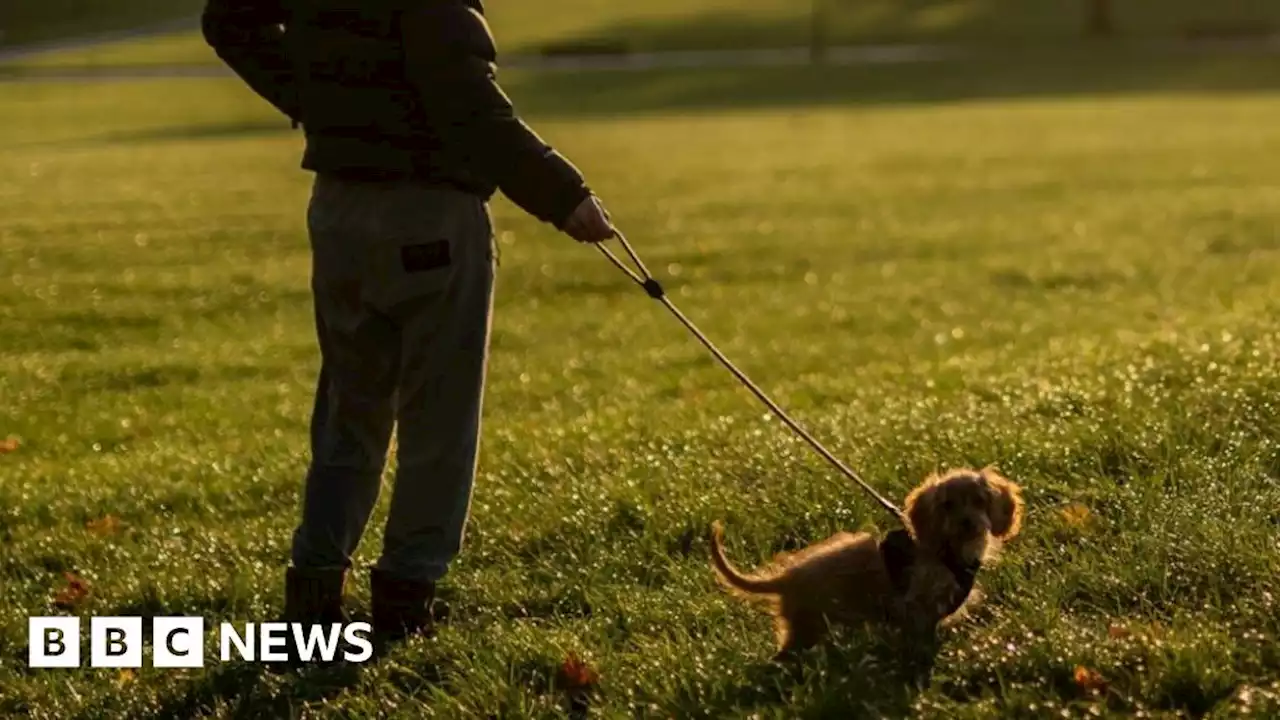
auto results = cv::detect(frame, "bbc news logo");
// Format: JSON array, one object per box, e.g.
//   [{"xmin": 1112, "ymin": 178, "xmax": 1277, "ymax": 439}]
[{"xmin": 28, "ymin": 617, "xmax": 373, "ymax": 668}]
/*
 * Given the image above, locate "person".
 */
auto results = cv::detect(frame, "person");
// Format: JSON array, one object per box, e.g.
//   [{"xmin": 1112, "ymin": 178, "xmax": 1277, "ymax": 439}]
[{"xmin": 201, "ymin": 0, "xmax": 616, "ymax": 646}]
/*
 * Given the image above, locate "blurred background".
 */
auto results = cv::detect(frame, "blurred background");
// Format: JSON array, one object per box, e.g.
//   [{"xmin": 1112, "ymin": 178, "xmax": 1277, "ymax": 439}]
[
  {"xmin": 4, "ymin": 0, "xmax": 1280, "ymax": 66},
  {"xmin": 4, "ymin": 3, "xmax": 1280, "ymax": 717}
]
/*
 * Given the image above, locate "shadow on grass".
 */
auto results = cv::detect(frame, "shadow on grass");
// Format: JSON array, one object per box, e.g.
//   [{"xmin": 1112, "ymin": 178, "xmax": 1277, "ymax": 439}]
[
  {"xmin": 524, "ymin": 1, "xmax": 1280, "ymax": 56},
  {"xmin": 672, "ymin": 626, "xmax": 940, "ymax": 717},
  {"xmin": 505, "ymin": 44, "xmax": 1280, "ymax": 120},
  {"xmin": 40, "ymin": 43, "xmax": 1280, "ymax": 152},
  {"xmin": 138, "ymin": 660, "xmax": 367, "ymax": 720},
  {"xmin": 89, "ymin": 119, "xmax": 292, "ymax": 145}
]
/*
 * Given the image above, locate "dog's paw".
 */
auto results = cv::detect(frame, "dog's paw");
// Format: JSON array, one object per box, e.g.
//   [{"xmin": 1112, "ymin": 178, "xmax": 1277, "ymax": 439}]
[{"xmin": 939, "ymin": 587, "xmax": 984, "ymax": 629}]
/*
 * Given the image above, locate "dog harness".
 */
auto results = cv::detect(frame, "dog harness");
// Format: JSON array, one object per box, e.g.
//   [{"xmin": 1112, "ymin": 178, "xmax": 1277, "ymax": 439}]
[{"xmin": 879, "ymin": 528, "xmax": 979, "ymax": 617}]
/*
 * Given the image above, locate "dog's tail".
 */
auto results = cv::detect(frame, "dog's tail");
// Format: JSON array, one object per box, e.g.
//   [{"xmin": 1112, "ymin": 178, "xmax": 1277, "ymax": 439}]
[{"xmin": 709, "ymin": 521, "xmax": 785, "ymax": 596}]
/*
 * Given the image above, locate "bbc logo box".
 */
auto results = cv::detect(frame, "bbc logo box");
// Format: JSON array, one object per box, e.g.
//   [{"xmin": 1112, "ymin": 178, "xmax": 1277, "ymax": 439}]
[
  {"xmin": 28, "ymin": 617, "xmax": 81, "ymax": 668},
  {"xmin": 29, "ymin": 617, "xmax": 204, "ymax": 668},
  {"xmin": 28, "ymin": 617, "xmax": 372, "ymax": 668}
]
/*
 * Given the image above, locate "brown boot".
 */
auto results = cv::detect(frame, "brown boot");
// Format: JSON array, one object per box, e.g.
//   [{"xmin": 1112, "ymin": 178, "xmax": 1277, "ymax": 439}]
[
  {"xmin": 278, "ymin": 566, "xmax": 349, "ymax": 669},
  {"xmin": 284, "ymin": 566, "xmax": 349, "ymax": 625},
  {"xmin": 370, "ymin": 568, "xmax": 435, "ymax": 646}
]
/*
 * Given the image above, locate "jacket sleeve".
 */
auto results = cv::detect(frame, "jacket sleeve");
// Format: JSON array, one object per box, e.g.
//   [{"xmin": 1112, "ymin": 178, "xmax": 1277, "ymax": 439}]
[
  {"xmin": 400, "ymin": 3, "xmax": 590, "ymax": 229},
  {"xmin": 201, "ymin": 0, "xmax": 299, "ymax": 123}
]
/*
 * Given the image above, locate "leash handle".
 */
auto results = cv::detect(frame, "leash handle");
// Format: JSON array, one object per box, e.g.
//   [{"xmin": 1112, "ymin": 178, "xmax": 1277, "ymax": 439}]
[
  {"xmin": 596, "ymin": 232, "xmax": 664, "ymax": 299},
  {"xmin": 594, "ymin": 232, "xmax": 908, "ymax": 527}
]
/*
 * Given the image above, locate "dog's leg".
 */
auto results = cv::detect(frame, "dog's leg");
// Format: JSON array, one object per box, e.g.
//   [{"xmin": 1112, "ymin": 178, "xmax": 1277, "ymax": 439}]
[
  {"xmin": 939, "ymin": 586, "xmax": 983, "ymax": 630},
  {"xmin": 898, "ymin": 563, "xmax": 956, "ymax": 670},
  {"xmin": 773, "ymin": 607, "xmax": 824, "ymax": 659}
]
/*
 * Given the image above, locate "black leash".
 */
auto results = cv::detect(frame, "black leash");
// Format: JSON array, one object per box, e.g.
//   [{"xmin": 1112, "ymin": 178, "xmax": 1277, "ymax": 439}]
[{"xmin": 595, "ymin": 231, "xmax": 908, "ymax": 527}]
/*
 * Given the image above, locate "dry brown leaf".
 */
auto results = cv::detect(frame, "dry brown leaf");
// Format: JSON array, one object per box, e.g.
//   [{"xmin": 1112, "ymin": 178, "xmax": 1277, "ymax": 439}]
[
  {"xmin": 53, "ymin": 572, "xmax": 91, "ymax": 610},
  {"xmin": 558, "ymin": 652, "xmax": 600, "ymax": 691},
  {"xmin": 0, "ymin": 437, "xmax": 19, "ymax": 454},
  {"xmin": 1074, "ymin": 665, "xmax": 1108, "ymax": 695},
  {"xmin": 86, "ymin": 515, "xmax": 122, "ymax": 536},
  {"xmin": 1060, "ymin": 503, "xmax": 1092, "ymax": 527},
  {"xmin": 1108, "ymin": 624, "xmax": 1131, "ymax": 640}
]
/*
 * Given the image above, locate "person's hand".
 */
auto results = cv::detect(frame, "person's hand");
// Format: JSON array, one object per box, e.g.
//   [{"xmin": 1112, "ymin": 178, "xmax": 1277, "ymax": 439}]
[{"xmin": 563, "ymin": 194, "xmax": 615, "ymax": 244}]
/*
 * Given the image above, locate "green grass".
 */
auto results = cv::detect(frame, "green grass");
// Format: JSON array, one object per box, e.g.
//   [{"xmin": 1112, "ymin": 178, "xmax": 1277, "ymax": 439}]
[
  {"xmin": 4, "ymin": 48, "xmax": 1280, "ymax": 717},
  {"xmin": 6, "ymin": 0, "xmax": 1280, "ymax": 69}
]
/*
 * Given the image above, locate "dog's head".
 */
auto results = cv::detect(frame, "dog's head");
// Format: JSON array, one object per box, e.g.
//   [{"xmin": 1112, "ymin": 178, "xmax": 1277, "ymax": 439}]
[{"xmin": 904, "ymin": 467, "xmax": 1024, "ymax": 565}]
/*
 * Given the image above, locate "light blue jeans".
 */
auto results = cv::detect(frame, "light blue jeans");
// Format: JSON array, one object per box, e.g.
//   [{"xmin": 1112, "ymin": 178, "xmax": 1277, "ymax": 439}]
[{"xmin": 290, "ymin": 174, "xmax": 495, "ymax": 584}]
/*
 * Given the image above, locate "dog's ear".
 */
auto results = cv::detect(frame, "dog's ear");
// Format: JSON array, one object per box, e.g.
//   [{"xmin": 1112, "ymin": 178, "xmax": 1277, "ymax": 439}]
[
  {"xmin": 982, "ymin": 467, "xmax": 1024, "ymax": 540},
  {"xmin": 903, "ymin": 477, "xmax": 939, "ymax": 545}
]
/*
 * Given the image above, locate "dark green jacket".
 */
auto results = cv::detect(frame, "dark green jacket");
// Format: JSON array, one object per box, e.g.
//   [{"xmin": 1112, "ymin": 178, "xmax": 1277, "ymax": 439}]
[{"xmin": 201, "ymin": 0, "xmax": 591, "ymax": 229}]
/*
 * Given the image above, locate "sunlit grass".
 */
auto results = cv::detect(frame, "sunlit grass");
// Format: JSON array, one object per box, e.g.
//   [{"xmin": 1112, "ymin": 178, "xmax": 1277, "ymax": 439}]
[{"xmin": 2, "ymin": 54, "xmax": 1280, "ymax": 717}]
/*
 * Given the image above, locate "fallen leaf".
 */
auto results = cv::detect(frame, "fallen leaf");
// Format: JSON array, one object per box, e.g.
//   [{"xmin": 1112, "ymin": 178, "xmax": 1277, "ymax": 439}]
[
  {"xmin": 53, "ymin": 572, "xmax": 91, "ymax": 610},
  {"xmin": 1108, "ymin": 624, "xmax": 1131, "ymax": 640},
  {"xmin": 1074, "ymin": 665, "xmax": 1108, "ymax": 695},
  {"xmin": 558, "ymin": 652, "xmax": 600, "ymax": 691},
  {"xmin": 86, "ymin": 515, "xmax": 122, "ymax": 536},
  {"xmin": 0, "ymin": 437, "xmax": 19, "ymax": 454},
  {"xmin": 1060, "ymin": 503, "xmax": 1092, "ymax": 527},
  {"xmin": 117, "ymin": 669, "xmax": 136, "ymax": 687}
]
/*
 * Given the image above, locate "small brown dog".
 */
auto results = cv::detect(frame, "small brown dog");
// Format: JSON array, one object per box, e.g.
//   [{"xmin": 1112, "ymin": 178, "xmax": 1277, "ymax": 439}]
[{"xmin": 710, "ymin": 467, "xmax": 1024, "ymax": 657}]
